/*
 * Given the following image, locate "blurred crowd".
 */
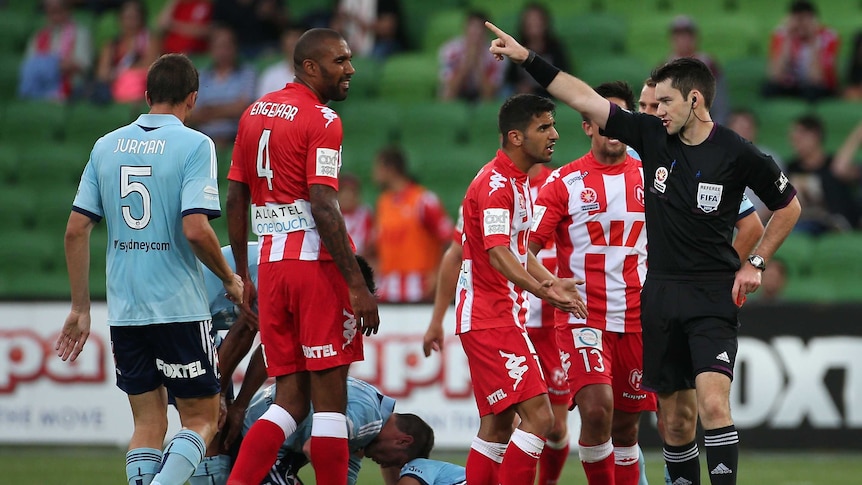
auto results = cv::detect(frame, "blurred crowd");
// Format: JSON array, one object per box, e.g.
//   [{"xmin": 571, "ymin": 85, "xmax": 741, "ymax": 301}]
[{"xmin": 5, "ymin": 0, "xmax": 862, "ymax": 301}]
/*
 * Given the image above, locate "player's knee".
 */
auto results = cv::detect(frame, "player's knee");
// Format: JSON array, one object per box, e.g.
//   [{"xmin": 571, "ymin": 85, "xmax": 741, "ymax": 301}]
[
  {"xmin": 697, "ymin": 391, "xmax": 732, "ymax": 426},
  {"xmin": 611, "ymin": 422, "xmax": 639, "ymax": 446},
  {"xmin": 578, "ymin": 401, "xmax": 613, "ymax": 432},
  {"xmin": 547, "ymin": 416, "xmax": 567, "ymax": 442}
]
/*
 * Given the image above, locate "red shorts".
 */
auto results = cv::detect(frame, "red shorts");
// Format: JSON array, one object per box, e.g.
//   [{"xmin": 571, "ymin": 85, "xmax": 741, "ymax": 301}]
[
  {"xmin": 526, "ymin": 326, "xmax": 573, "ymax": 406},
  {"xmin": 559, "ymin": 326, "xmax": 656, "ymax": 413},
  {"xmin": 258, "ymin": 259, "xmax": 363, "ymax": 375},
  {"xmin": 459, "ymin": 326, "xmax": 548, "ymax": 417}
]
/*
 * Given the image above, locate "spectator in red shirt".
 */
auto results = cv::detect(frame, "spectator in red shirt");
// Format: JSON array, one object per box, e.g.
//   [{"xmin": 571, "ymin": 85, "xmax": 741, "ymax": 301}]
[
  {"xmin": 157, "ymin": 0, "xmax": 213, "ymax": 55},
  {"xmin": 763, "ymin": 0, "xmax": 839, "ymax": 102}
]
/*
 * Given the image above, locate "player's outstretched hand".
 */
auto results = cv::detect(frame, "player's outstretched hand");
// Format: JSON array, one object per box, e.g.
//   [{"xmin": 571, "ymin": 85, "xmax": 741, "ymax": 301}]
[
  {"xmin": 556, "ymin": 277, "xmax": 588, "ymax": 318},
  {"xmin": 486, "ymin": 21, "xmax": 530, "ymax": 64},
  {"xmin": 224, "ymin": 273, "xmax": 244, "ymax": 305},
  {"xmin": 423, "ymin": 320, "xmax": 445, "ymax": 357},
  {"xmin": 56, "ymin": 309, "xmax": 91, "ymax": 362},
  {"xmin": 350, "ymin": 286, "xmax": 380, "ymax": 336}
]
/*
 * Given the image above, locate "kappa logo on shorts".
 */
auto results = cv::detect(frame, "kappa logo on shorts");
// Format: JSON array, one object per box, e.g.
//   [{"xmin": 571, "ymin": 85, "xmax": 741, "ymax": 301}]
[
  {"xmin": 555, "ymin": 349, "xmax": 572, "ymax": 387},
  {"xmin": 342, "ymin": 309, "xmax": 357, "ymax": 349},
  {"xmin": 629, "ymin": 369, "xmax": 644, "ymax": 391},
  {"xmin": 499, "ymin": 350, "xmax": 528, "ymax": 391}
]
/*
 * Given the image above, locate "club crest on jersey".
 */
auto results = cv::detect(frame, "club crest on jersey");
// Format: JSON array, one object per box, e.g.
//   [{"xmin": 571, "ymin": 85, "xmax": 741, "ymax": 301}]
[
  {"xmin": 635, "ymin": 184, "xmax": 645, "ymax": 207},
  {"xmin": 629, "ymin": 369, "xmax": 644, "ymax": 391},
  {"xmin": 517, "ymin": 192, "xmax": 528, "ymax": 220},
  {"xmin": 696, "ymin": 182, "xmax": 723, "ymax": 213},
  {"xmin": 654, "ymin": 167, "xmax": 668, "ymax": 193},
  {"xmin": 579, "ymin": 187, "xmax": 599, "ymax": 211}
]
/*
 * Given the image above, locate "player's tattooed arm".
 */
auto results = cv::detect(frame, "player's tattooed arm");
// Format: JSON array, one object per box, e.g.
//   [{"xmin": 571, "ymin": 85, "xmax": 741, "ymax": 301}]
[{"xmin": 310, "ymin": 184, "xmax": 380, "ymax": 335}]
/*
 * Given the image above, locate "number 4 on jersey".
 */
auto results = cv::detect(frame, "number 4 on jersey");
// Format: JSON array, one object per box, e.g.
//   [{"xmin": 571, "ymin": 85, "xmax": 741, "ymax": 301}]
[{"xmin": 257, "ymin": 129, "xmax": 274, "ymax": 190}]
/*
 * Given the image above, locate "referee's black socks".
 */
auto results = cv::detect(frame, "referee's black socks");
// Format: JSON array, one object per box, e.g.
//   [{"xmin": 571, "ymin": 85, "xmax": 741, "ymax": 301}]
[
  {"xmin": 704, "ymin": 425, "xmax": 739, "ymax": 485},
  {"xmin": 663, "ymin": 440, "xmax": 700, "ymax": 485}
]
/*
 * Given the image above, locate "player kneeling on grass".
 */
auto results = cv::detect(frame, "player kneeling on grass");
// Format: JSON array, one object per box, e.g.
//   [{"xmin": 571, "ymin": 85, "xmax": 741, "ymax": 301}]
[{"xmin": 190, "ymin": 376, "xmax": 436, "ymax": 485}]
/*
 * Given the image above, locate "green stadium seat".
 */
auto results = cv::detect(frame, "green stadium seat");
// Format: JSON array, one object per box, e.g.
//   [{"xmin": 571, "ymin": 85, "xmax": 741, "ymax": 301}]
[
  {"xmin": 0, "ymin": 186, "xmax": 37, "ymax": 231},
  {"xmin": 0, "ymin": 99, "xmax": 66, "ymax": 142},
  {"xmin": 64, "ymin": 102, "xmax": 136, "ymax": 146},
  {"xmin": 93, "ymin": 10, "xmax": 119, "ymax": 49},
  {"xmin": 0, "ymin": 54, "xmax": 21, "ymax": 101},
  {"xmin": 697, "ymin": 14, "xmax": 763, "ymax": 60},
  {"xmin": 0, "ymin": 8, "xmax": 36, "ymax": 52},
  {"xmin": 577, "ymin": 56, "xmax": 651, "ymax": 96},
  {"xmin": 17, "ymin": 143, "xmax": 89, "ymax": 188},
  {"xmin": 814, "ymin": 100, "xmax": 862, "ymax": 153},
  {"xmin": 378, "ymin": 53, "xmax": 439, "ymax": 102},
  {"xmin": 33, "ymin": 187, "xmax": 76, "ymax": 233},
  {"xmin": 724, "ymin": 57, "xmax": 766, "ymax": 110},
  {"xmin": 465, "ymin": 102, "xmax": 502, "ymax": 152},
  {"xmin": 802, "ymin": 232, "xmax": 862, "ymax": 301},
  {"xmin": 557, "ymin": 12, "xmax": 627, "ymax": 65},
  {"xmin": 402, "ymin": 0, "xmax": 464, "ymax": 53},
  {"xmin": 338, "ymin": 99, "xmax": 400, "ymax": 178},
  {"xmin": 396, "ymin": 101, "xmax": 470, "ymax": 148},
  {"xmin": 423, "ymin": 9, "xmax": 466, "ymax": 54},
  {"xmin": 0, "ymin": 230, "xmax": 57, "ymax": 275},
  {"xmin": 772, "ymin": 232, "xmax": 815, "ymax": 279},
  {"xmin": 752, "ymin": 99, "xmax": 813, "ymax": 160},
  {"xmin": 347, "ymin": 56, "xmax": 381, "ymax": 99},
  {"xmin": 0, "ymin": 144, "xmax": 19, "ymax": 185},
  {"xmin": 623, "ymin": 13, "xmax": 675, "ymax": 69}
]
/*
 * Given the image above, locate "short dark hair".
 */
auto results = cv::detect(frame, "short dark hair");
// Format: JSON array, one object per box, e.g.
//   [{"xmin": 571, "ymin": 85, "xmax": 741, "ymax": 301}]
[
  {"xmin": 146, "ymin": 53, "xmax": 199, "ymax": 105},
  {"xmin": 584, "ymin": 81, "xmax": 635, "ymax": 122},
  {"xmin": 498, "ymin": 94, "xmax": 556, "ymax": 145},
  {"xmin": 794, "ymin": 113, "xmax": 825, "ymax": 142},
  {"xmin": 355, "ymin": 255, "xmax": 376, "ymax": 294},
  {"xmin": 293, "ymin": 28, "xmax": 345, "ymax": 70},
  {"xmin": 650, "ymin": 57, "xmax": 716, "ymax": 109},
  {"xmin": 789, "ymin": 0, "xmax": 817, "ymax": 15},
  {"xmin": 395, "ymin": 413, "xmax": 434, "ymax": 461},
  {"xmin": 644, "ymin": 77, "xmax": 656, "ymax": 88},
  {"xmin": 376, "ymin": 146, "xmax": 408, "ymax": 177}
]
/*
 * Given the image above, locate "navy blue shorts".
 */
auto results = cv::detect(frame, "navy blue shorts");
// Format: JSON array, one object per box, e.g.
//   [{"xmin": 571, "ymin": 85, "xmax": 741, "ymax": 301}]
[{"xmin": 111, "ymin": 321, "xmax": 220, "ymax": 399}]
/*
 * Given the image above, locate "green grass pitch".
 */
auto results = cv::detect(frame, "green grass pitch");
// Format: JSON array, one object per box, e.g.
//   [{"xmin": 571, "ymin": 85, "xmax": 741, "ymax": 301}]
[{"xmin": 1, "ymin": 446, "xmax": 860, "ymax": 484}]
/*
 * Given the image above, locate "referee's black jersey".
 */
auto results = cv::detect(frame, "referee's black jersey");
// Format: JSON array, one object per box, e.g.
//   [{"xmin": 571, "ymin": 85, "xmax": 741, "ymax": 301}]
[{"xmin": 603, "ymin": 104, "xmax": 797, "ymax": 275}]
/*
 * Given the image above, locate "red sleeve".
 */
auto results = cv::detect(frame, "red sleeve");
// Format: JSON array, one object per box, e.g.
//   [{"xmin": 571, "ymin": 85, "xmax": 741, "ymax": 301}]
[
  {"xmin": 227, "ymin": 126, "xmax": 248, "ymax": 184},
  {"xmin": 452, "ymin": 204, "xmax": 464, "ymax": 245},
  {"xmin": 419, "ymin": 190, "xmax": 455, "ymax": 241},
  {"xmin": 530, "ymin": 176, "xmax": 567, "ymax": 248},
  {"xmin": 768, "ymin": 30, "xmax": 783, "ymax": 62},
  {"xmin": 305, "ymin": 110, "xmax": 343, "ymax": 189},
  {"xmin": 477, "ymin": 178, "xmax": 515, "ymax": 251},
  {"xmin": 821, "ymin": 30, "xmax": 840, "ymax": 89}
]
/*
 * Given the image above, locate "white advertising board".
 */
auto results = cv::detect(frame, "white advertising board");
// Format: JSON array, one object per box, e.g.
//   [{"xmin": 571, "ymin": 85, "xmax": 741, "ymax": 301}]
[{"xmin": 0, "ymin": 303, "xmax": 582, "ymax": 448}]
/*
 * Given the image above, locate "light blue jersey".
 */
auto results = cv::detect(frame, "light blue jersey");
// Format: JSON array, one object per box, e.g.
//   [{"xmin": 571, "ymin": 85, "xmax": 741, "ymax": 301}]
[
  {"xmin": 205, "ymin": 243, "xmax": 259, "ymax": 331},
  {"xmin": 244, "ymin": 377, "xmax": 396, "ymax": 485},
  {"xmin": 400, "ymin": 458, "xmax": 466, "ymax": 485},
  {"xmin": 73, "ymin": 114, "xmax": 221, "ymax": 326},
  {"xmin": 627, "ymin": 146, "xmax": 755, "ymax": 219}
]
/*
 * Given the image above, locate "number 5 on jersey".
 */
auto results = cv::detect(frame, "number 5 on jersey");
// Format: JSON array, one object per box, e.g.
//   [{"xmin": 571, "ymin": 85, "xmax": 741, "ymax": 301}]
[{"xmin": 120, "ymin": 165, "xmax": 152, "ymax": 229}]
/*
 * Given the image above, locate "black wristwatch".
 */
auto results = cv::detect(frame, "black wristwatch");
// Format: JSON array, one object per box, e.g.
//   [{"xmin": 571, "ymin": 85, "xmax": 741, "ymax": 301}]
[{"xmin": 747, "ymin": 254, "xmax": 766, "ymax": 271}]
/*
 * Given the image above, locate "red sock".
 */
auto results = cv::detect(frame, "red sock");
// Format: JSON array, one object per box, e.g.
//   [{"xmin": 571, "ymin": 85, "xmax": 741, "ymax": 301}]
[
  {"xmin": 227, "ymin": 419, "xmax": 285, "ymax": 485},
  {"xmin": 466, "ymin": 446, "xmax": 502, "ymax": 485},
  {"xmin": 614, "ymin": 445, "xmax": 640, "ymax": 485},
  {"xmin": 538, "ymin": 441, "xmax": 569, "ymax": 485},
  {"xmin": 499, "ymin": 429, "xmax": 544, "ymax": 485},
  {"xmin": 582, "ymin": 454, "xmax": 615, "ymax": 485},
  {"xmin": 310, "ymin": 436, "xmax": 349, "ymax": 485}
]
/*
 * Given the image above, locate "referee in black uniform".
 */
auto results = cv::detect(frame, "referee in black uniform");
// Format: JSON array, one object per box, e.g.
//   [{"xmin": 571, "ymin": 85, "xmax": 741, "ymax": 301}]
[{"xmin": 486, "ymin": 23, "xmax": 801, "ymax": 485}]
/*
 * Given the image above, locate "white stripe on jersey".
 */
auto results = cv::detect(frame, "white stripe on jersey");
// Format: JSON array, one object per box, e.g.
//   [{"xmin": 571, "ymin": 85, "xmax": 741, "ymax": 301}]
[
  {"xmin": 457, "ymin": 261, "xmax": 474, "ymax": 333},
  {"xmin": 299, "ymin": 230, "xmax": 321, "ymax": 261},
  {"xmin": 206, "ymin": 137, "xmax": 217, "ymax": 179},
  {"xmin": 269, "ymin": 233, "xmax": 287, "ymax": 261}
]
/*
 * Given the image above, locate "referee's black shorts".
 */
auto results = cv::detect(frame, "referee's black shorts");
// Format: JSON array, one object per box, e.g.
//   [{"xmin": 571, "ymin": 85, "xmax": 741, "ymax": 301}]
[{"xmin": 640, "ymin": 273, "xmax": 740, "ymax": 394}]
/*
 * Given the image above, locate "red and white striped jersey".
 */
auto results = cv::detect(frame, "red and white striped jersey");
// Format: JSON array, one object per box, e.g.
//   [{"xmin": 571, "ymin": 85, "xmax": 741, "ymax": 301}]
[
  {"xmin": 228, "ymin": 83, "xmax": 348, "ymax": 263},
  {"xmin": 526, "ymin": 165, "xmax": 556, "ymax": 329},
  {"xmin": 456, "ymin": 150, "xmax": 532, "ymax": 334},
  {"xmin": 342, "ymin": 204, "xmax": 374, "ymax": 256},
  {"xmin": 531, "ymin": 152, "xmax": 646, "ymax": 333}
]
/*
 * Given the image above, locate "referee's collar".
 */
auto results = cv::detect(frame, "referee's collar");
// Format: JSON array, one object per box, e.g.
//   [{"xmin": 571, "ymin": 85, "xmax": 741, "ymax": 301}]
[{"xmin": 134, "ymin": 113, "xmax": 184, "ymax": 128}]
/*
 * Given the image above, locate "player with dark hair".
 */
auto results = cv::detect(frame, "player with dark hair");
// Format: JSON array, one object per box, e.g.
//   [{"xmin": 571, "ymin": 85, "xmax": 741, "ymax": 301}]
[
  {"xmin": 532, "ymin": 80, "xmax": 655, "ymax": 485},
  {"xmin": 488, "ymin": 24, "xmax": 801, "ymax": 485},
  {"xmin": 226, "ymin": 27, "xmax": 379, "ymax": 484},
  {"xmin": 456, "ymin": 93, "xmax": 587, "ymax": 485},
  {"xmin": 58, "ymin": 53, "xmax": 244, "ymax": 485}
]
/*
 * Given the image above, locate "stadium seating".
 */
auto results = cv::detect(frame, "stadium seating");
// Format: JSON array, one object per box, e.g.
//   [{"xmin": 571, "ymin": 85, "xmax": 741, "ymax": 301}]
[
  {"xmin": 0, "ymin": 99, "xmax": 66, "ymax": 142},
  {"xmin": 64, "ymin": 101, "xmax": 138, "ymax": 146},
  {"xmin": 557, "ymin": 12, "xmax": 628, "ymax": 66},
  {"xmin": 423, "ymin": 9, "xmax": 466, "ymax": 54},
  {"xmin": 0, "ymin": 53, "xmax": 21, "ymax": 101},
  {"xmin": 752, "ymin": 99, "xmax": 814, "ymax": 160},
  {"xmin": 377, "ymin": 53, "xmax": 439, "ymax": 102},
  {"xmin": 814, "ymin": 100, "xmax": 862, "ymax": 153},
  {"xmin": 724, "ymin": 56, "xmax": 766, "ymax": 109}
]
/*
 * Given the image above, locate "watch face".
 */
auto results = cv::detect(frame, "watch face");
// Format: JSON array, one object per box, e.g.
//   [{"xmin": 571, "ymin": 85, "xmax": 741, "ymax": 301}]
[{"xmin": 749, "ymin": 255, "xmax": 765, "ymax": 269}]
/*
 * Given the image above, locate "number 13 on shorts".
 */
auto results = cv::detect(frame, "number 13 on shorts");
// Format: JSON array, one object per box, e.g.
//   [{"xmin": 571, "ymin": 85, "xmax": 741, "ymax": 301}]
[{"xmin": 572, "ymin": 327, "xmax": 605, "ymax": 373}]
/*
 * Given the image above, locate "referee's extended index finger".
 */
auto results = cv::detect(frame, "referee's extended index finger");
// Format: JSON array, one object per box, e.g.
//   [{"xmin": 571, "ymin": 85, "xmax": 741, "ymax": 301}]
[{"xmin": 485, "ymin": 21, "xmax": 507, "ymax": 39}]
